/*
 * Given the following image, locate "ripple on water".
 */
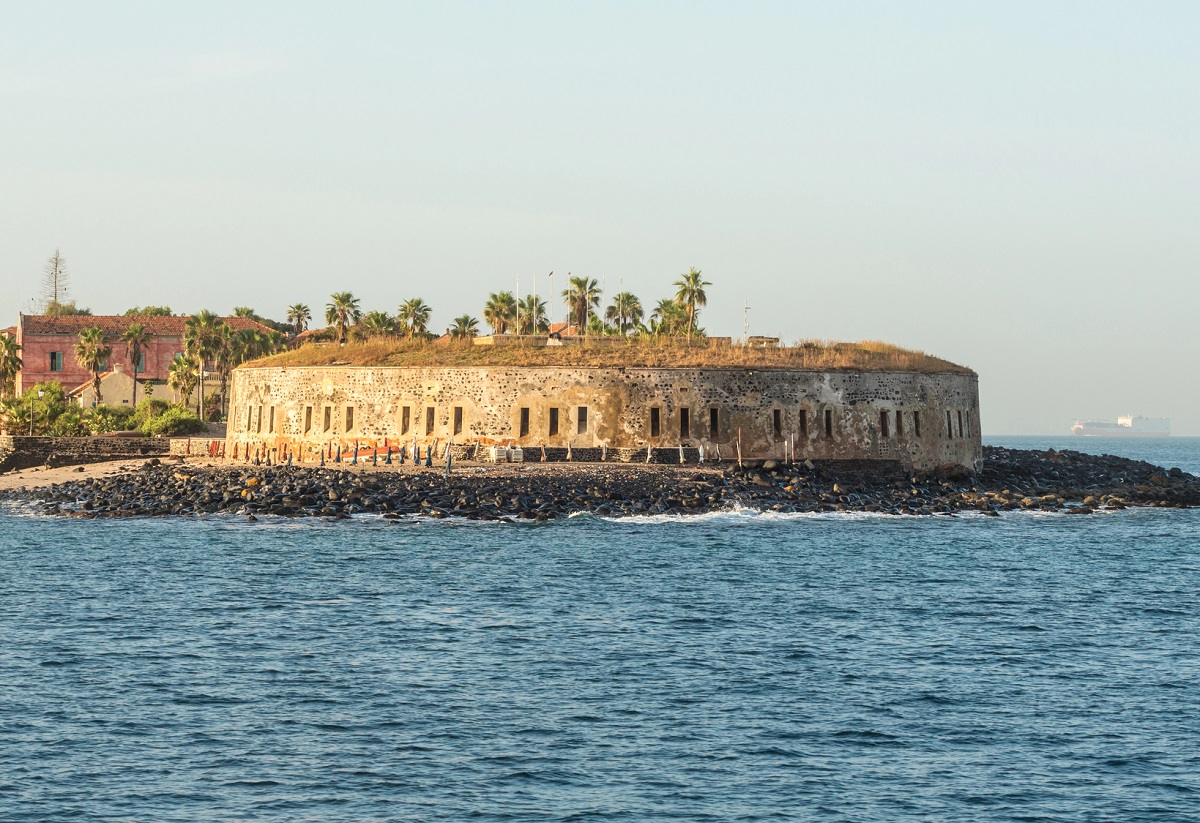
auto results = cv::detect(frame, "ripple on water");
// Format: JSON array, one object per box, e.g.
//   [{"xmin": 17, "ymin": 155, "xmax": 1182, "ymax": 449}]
[{"xmin": 2, "ymin": 506, "xmax": 1200, "ymax": 821}]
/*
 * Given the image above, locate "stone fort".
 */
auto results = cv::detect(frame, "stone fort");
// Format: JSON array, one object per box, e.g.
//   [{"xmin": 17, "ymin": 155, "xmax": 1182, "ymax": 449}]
[{"xmin": 225, "ymin": 359, "xmax": 981, "ymax": 471}]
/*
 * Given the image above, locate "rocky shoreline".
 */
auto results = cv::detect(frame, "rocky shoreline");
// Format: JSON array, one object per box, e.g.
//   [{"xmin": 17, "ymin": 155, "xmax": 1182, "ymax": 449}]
[{"xmin": 1, "ymin": 446, "xmax": 1197, "ymax": 520}]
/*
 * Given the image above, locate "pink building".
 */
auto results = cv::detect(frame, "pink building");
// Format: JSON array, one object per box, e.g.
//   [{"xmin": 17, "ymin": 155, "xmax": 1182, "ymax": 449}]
[{"xmin": 14, "ymin": 314, "xmax": 273, "ymax": 400}]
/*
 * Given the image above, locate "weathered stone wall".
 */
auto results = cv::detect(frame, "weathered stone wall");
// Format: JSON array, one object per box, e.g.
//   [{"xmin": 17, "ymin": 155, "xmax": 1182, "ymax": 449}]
[
  {"xmin": 0, "ymin": 435, "xmax": 170, "ymax": 473},
  {"xmin": 227, "ymin": 366, "xmax": 982, "ymax": 471}
]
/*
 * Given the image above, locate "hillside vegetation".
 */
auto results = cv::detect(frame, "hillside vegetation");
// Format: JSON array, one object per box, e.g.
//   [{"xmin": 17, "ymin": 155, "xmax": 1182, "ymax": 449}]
[{"xmin": 243, "ymin": 338, "xmax": 974, "ymax": 374}]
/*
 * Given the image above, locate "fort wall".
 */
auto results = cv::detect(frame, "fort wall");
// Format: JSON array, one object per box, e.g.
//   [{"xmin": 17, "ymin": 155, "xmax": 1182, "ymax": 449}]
[{"xmin": 226, "ymin": 366, "xmax": 982, "ymax": 471}]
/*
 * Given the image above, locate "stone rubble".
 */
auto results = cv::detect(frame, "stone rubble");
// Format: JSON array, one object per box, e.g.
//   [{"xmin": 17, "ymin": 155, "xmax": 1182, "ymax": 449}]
[{"xmin": 1, "ymin": 446, "xmax": 1196, "ymax": 520}]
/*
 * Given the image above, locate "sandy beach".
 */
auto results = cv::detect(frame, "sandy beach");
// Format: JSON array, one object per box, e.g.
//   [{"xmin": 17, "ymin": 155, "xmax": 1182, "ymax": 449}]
[{"xmin": 0, "ymin": 458, "xmax": 213, "ymax": 492}]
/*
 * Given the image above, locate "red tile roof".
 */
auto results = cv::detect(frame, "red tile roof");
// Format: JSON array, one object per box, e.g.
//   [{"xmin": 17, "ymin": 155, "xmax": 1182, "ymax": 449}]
[
  {"xmin": 18, "ymin": 314, "xmax": 272, "ymax": 337},
  {"xmin": 1, "ymin": 326, "xmax": 15, "ymax": 338},
  {"xmin": 292, "ymin": 327, "xmax": 331, "ymax": 343}
]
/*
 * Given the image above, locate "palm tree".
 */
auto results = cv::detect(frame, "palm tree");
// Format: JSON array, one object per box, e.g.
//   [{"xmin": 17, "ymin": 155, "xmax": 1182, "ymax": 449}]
[
  {"xmin": 605, "ymin": 292, "xmax": 643, "ymax": 337},
  {"xmin": 232, "ymin": 328, "xmax": 285, "ymax": 364},
  {"xmin": 217, "ymin": 325, "xmax": 285, "ymax": 416},
  {"xmin": 650, "ymin": 298, "xmax": 689, "ymax": 337},
  {"xmin": 74, "ymin": 327, "xmax": 112, "ymax": 407},
  {"xmin": 184, "ymin": 310, "xmax": 221, "ymax": 419},
  {"xmin": 588, "ymin": 314, "xmax": 617, "ymax": 336},
  {"xmin": 325, "ymin": 292, "xmax": 362, "ymax": 345},
  {"xmin": 211, "ymin": 323, "xmax": 238, "ymax": 419},
  {"xmin": 673, "ymin": 267, "xmax": 711, "ymax": 342},
  {"xmin": 517, "ymin": 295, "xmax": 548, "ymax": 335},
  {"xmin": 168, "ymin": 352, "xmax": 197, "ymax": 407},
  {"xmin": 450, "ymin": 315, "xmax": 479, "ymax": 340},
  {"xmin": 0, "ymin": 336, "xmax": 22, "ymax": 399},
  {"xmin": 396, "ymin": 298, "xmax": 432, "ymax": 339},
  {"xmin": 360, "ymin": 310, "xmax": 395, "ymax": 338},
  {"xmin": 234, "ymin": 328, "xmax": 263, "ymax": 363},
  {"xmin": 120, "ymin": 323, "xmax": 154, "ymax": 409},
  {"xmin": 562, "ymin": 275, "xmax": 601, "ymax": 335},
  {"xmin": 287, "ymin": 303, "xmax": 311, "ymax": 337},
  {"xmin": 483, "ymin": 291, "xmax": 517, "ymax": 335},
  {"xmin": 233, "ymin": 306, "xmax": 257, "ymax": 319},
  {"xmin": 264, "ymin": 329, "xmax": 285, "ymax": 354}
]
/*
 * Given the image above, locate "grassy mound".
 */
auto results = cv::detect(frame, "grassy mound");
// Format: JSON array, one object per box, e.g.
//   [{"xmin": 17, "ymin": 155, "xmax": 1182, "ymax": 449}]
[{"xmin": 243, "ymin": 338, "xmax": 973, "ymax": 374}]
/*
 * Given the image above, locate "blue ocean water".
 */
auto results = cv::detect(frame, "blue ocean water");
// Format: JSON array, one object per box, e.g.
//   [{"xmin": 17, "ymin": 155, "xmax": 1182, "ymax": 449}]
[{"xmin": 2, "ymin": 439, "xmax": 1199, "ymax": 821}]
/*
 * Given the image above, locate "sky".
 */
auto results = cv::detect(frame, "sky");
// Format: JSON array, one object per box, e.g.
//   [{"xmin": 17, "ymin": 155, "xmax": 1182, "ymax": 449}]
[{"xmin": 2, "ymin": 1, "xmax": 1197, "ymax": 434}]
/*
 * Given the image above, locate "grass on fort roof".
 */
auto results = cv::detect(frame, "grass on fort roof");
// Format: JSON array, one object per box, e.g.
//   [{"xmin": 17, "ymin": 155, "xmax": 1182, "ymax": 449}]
[{"xmin": 243, "ymin": 337, "xmax": 974, "ymax": 374}]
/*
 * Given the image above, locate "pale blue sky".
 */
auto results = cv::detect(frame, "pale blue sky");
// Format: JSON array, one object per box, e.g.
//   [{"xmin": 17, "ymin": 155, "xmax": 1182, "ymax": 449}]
[{"xmin": 2, "ymin": 2, "xmax": 1197, "ymax": 433}]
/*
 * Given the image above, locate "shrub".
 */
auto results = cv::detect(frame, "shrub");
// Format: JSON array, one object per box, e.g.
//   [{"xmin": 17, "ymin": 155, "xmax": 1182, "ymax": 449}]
[
  {"xmin": 0, "ymin": 381, "xmax": 81, "ymax": 435},
  {"xmin": 131, "ymin": 397, "xmax": 171, "ymax": 429},
  {"xmin": 48, "ymin": 406, "xmax": 87, "ymax": 437},
  {"xmin": 140, "ymin": 405, "xmax": 205, "ymax": 437},
  {"xmin": 84, "ymin": 404, "xmax": 136, "ymax": 434}
]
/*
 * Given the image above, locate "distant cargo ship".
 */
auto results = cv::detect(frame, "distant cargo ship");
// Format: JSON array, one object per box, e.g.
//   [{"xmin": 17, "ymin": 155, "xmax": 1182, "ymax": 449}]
[{"xmin": 1071, "ymin": 416, "xmax": 1170, "ymax": 437}]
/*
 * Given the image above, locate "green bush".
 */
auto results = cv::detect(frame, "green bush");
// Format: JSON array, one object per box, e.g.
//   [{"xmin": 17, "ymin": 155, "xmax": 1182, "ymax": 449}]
[
  {"xmin": 48, "ymin": 406, "xmax": 87, "ymax": 436},
  {"xmin": 0, "ymin": 381, "xmax": 81, "ymax": 435},
  {"xmin": 85, "ymin": 404, "xmax": 136, "ymax": 434},
  {"xmin": 132, "ymin": 397, "xmax": 171, "ymax": 428},
  {"xmin": 140, "ymin": 405, "xmax": 205, "ymax": 437}
]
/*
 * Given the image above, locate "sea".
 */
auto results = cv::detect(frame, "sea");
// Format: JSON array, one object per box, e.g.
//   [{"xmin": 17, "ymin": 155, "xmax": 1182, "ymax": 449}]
[{"xmin": 2, "ymin": 436, "xmax": 1199, "ymax": 822}]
